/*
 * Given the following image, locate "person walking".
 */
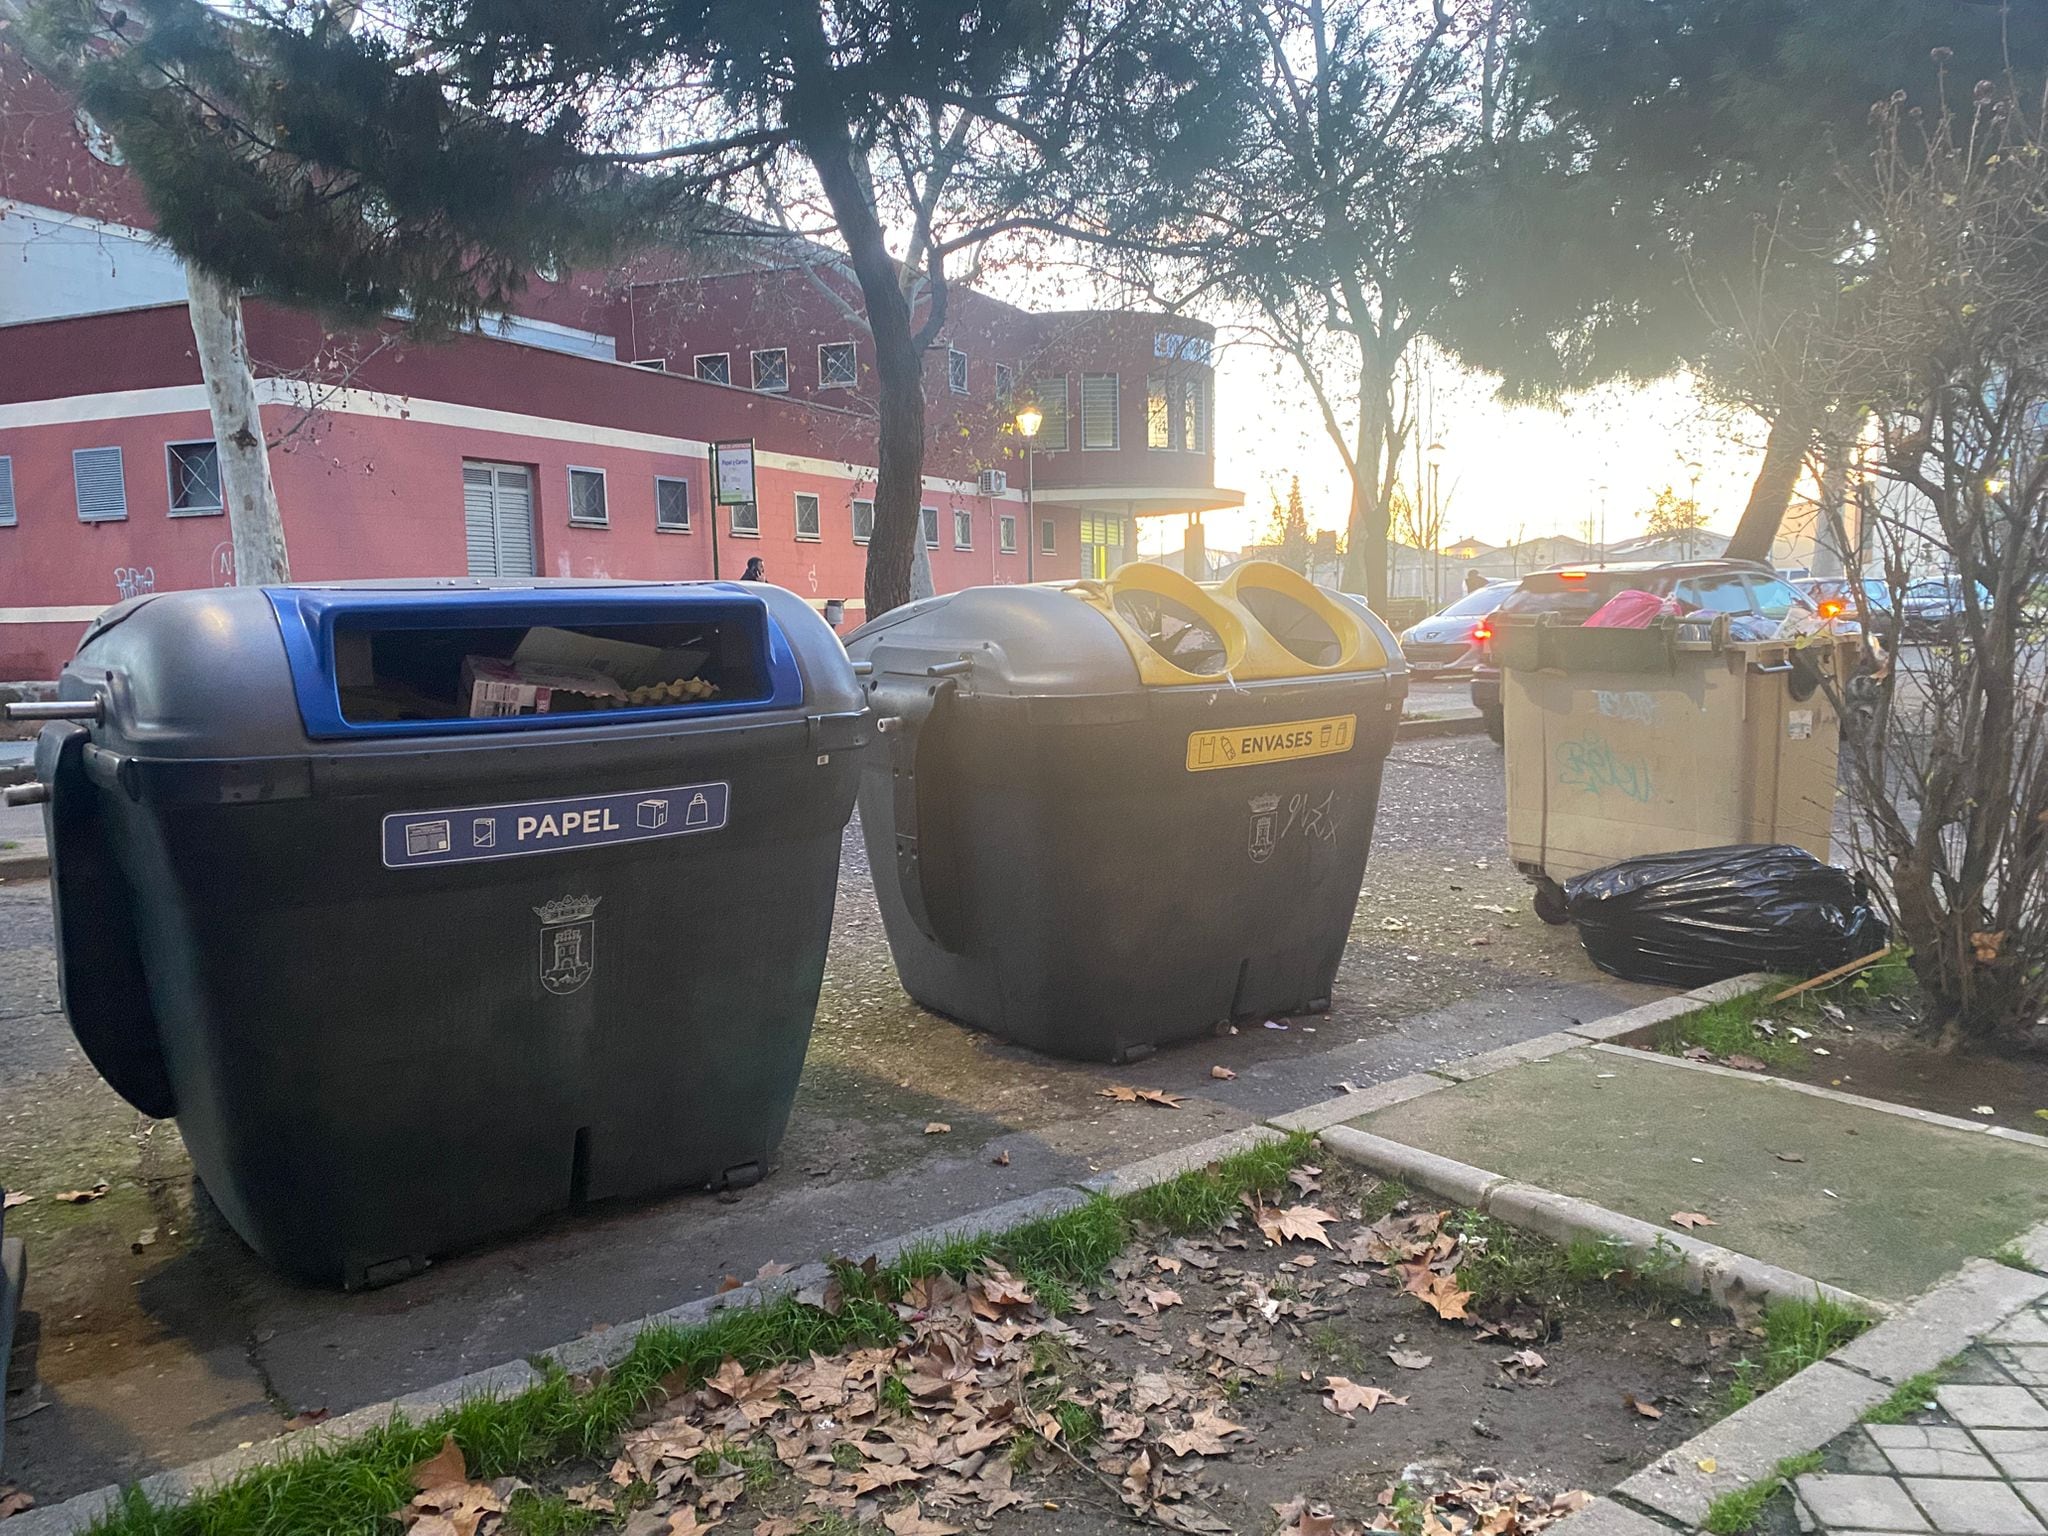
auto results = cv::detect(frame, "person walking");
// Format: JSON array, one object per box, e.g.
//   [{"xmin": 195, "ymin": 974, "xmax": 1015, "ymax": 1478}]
[
  {"xmin": 1463, "ymin": 568, "xmax": 1488, "ymax": 595},
  {"xmin": 740, "ymin": 557, "xmax": 766, "ymax": 582}
]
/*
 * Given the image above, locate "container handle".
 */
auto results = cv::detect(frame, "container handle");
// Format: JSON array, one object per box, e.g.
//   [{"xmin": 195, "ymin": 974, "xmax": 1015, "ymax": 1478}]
[{"xmin": 875, "ymin": 678, "xmax": 959, "ymax": 948}]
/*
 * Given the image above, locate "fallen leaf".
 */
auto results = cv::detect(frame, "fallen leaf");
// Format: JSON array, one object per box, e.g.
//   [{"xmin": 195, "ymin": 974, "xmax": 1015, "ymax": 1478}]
[
  {"xmin": 990, "ymin": 1149, "xmax": 1011, "ymax": 1166},
  {"xmin": 1406, "ymin": 1271, "xmax": 1473, "ymax": 1320},
  {"xmin": 1256, "ymin": 1204, "xmax": 1336, "ymax": 1248},
  {"xmin": 1287, "ymin": 1166, "xmax": 1322, "ymax": 1197},
  {"xmin": 1097, "ymin": 1086, "xmax": 1184, "ymax": 1108},
  {"xmin": 0, "ymin": 1488, "xmax": 34, "ymax": 1520},
  {"xmin": 1135, "ymin": 1089, "xmax": 1185, "ymax": 1108},
  {"xmin": 408, "ymin": 1435, "xmax": 468, "ymax": 1492},
  {"xmin": 55, "ymin": 1182, "xmax": 109, "ymax": 1204},
  {"xmin": 1161, "ymin": 1407, "xmax": 1248, "ymax": 1457},
  {"xmin": 753, "ymin": 1521, "xmax": 803, "ymax": 1536},
  {"xmin": 1697, "ymin": 1458, "xmax": 1719, "ymax": 1474},
  {"xmin": 754, "ymin": 1260, "xmax": 793, "ymax": 1282},
  {"xmin": 1387, "ymin": 1348, "xmax": 1433, "ymax": 1371},
  {"xmin": 716, "ymin": 1275, "xmax": 743, "ymax": 1293},
  {"xmin": 1322, "ymin": 1377, "xmax": 1407, "ymax": 1417},
  {"xmin": 1274, "ymin": 1498, "xmax": 1341, "ymax": 1536},
  {"xmin": 667, "ymin": 1508, "xmax": 720, "ymax": 1535},
  {"xmin": 1210, "ymin": 1065, "xmax": 1237, "ymax": 1080},
  {"xmin": 1725, "ymin": 1054, "xmax": 1768, "ymax": 1072},
  {"xmin": 1, "ymin": 1191, "xmax": 30, "ymax": 1210},
  {"xmin": 283, "ymin": 1408, "xmax": 330, "ymax": 1431},
  {"xmin": 1774, "ymin": 1152, "xmax": 1805, "ymax": 1163},
  {"xmin": 1143, "ymin": 1287, "xmax": 1183, "ymax": 1312},
  {"xmin": 2035, "ymin": 1109, "xmax": 2048, "ymax": 1122},
  {"xmin": 1972, "ymin": 930, "xmax": 2005, "ymax": 963},
  {"xmin": 923, "ymin": 1122, "xmax": 951, "ymax": 1135},
  {"xmin": 1624, "ymin": 1392, "xmax": 1663, "ymax": 1419},
  {"xmin": 881, "ymin": 1501, "xmax": 962, "ymax": 1536},
  {"xmin": 1669, "ymin": 1212, "xmax": 1717, "ymax": 1230}
]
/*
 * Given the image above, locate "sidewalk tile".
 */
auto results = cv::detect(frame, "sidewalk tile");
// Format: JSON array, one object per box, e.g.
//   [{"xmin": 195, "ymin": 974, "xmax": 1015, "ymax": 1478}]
[
  {"xmin": 1942, "ymin": 1387, "xmax": 2048, "ymax": 1429},
  {"xmin": 1991, "ymin": 1313, "xmax": 2048, "ymax": 1346},
  {"xmin": 1903, "ymin": 1478, "xmax": 2046, "ymax": 1535},
  {"xmin": 1993, "ymin": 1348, "xmax": 2048, "ymax": 1387},
  {"xmin": 1795, "ymin": 1474, "xmax": 1931, "ymax": 1531},
  {"xmin": 1977, "ymin": 1432, "xmax": 2048, "ymax": 1480},
  {"xmin": 1869, "ymin": 1425, "xmax": 1998, "ymax": 1478},
  {"xmin": 2021, "ymin": 1488, "xmax": 2048, "ymax": 1523}
]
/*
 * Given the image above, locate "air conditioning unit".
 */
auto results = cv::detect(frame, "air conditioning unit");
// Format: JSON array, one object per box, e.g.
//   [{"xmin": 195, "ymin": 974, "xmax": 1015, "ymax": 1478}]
[{"xmin": 978, "ymin": 470, "xmax": 1008, "ymax": 496}]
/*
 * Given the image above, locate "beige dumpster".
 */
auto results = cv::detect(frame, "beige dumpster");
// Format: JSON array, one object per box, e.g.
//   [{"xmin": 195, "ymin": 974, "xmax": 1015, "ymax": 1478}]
[{"xmin": 1497, "ymin": 615, "xmax": 1859, "ymax": 923}]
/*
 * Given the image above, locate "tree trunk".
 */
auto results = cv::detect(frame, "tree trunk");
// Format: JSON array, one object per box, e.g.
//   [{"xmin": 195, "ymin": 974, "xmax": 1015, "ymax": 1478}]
[
  {"xmin": 186, "ymin": 265, "xmax": 289, "ymax": 585},
  {"xmin": 1340, "ymin": 354, "xmax": 1394, "ymax": 609},
  {"xmin": 1725, "ymin": 404, "xmax": 1815, "ymax": 564},
  {"xmin": 791, "ymin": 84, "xmax": 926, "ymax": 618}
]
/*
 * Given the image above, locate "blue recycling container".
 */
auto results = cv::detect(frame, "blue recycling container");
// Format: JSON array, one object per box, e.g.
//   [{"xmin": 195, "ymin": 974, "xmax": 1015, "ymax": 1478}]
[{"xmin": 30, "ymin": 581, "xmax": 867, "ymax": 1287}]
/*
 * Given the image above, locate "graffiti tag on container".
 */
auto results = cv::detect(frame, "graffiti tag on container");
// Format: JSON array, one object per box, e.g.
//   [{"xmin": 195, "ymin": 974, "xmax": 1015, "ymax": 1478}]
[
  {"xmin": 1555, "ymin": 734, "xmax": 1655, "ymax": 803},
  {"xmin": 1246, "ymin": 788, "xmax": 1343, "ymax": 864},
  {"xmin": 1592, "ymin": 689, "xmax": 1658, "ymax": 725}
]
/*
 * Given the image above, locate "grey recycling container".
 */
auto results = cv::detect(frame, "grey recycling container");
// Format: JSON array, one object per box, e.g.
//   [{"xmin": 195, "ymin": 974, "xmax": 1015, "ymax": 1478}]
[
  {"xmin": 29, "ymin": 580, "xmax": 866, "ymax": 1287},
  {"xmin": 846, "ymin": 562, "xmax": 1406, "ymax": 1062}
]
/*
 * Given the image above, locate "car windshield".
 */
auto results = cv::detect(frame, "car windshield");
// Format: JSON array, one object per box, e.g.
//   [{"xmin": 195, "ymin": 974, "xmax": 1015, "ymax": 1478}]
[{"xmin": 1435, "ymin": 585, "xmax": 1512, "ymax": 619}]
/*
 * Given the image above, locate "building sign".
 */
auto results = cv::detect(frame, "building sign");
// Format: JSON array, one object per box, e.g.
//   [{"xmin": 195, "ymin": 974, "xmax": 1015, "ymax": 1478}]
[
  {"xmin": 712, "ymin": 440, "xmax": 757, "ymax": 506},
  {"xmin": 1154, "ymin": 332, "xmax": 1215, "ymax": 366},
  {"xmin": 1185, "ymin": 715, "xmax": 1356, "ymax": 772},
  {"xmin": 383, "ymin": 782, "xmax": 731, "ymax": 867}
]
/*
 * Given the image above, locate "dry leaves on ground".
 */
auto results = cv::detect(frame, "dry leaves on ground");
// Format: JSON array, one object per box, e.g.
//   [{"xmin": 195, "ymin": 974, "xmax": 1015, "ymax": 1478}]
[
  {"xmin": 1668, "ymin": 1213, "xmax": 1716, "ymax": 1231},
  {"xmin": 394, "ymin": 1435, "xmax": 517, "ymax": 1536},
  {"xmin": 1099, "ymin": 1086, "xmax": 1187, "ymax": 1109},
  {"xmin": 1321, "ymin": 1377, "xmax": 1407, "ymax": 1418},
  {"xmin": 1, "ymin": 1192, "xmax": 30, "ymax": 1210},
  {"xmin": 1254, "ymin": 1202, "xmax": 1336, "ymax": 1248},
  {"xmin": 1623, "ymin": 1392, "xmax": 1663, "ymax": 1419},
  {"xmin": 54, "ymin": 1182, "xmax": 109, "ymax": 1204},
  {"xmin": 922, "ymin": 1123, "xmax": 951, "ymax": 1135},
  {"xmin": 1210, "ymin": 1066, "xmax": 1237, "ymax": 1080},
  {"xmin": 0, "ymin": 1487, "xmax": 34, "ymax": 1521}
]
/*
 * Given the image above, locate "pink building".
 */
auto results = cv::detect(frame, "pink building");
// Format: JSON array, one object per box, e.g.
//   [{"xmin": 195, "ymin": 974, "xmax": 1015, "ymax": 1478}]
[{"xmin": 0, "ymin": 50, "xmax": 1242, "ymax": 680}]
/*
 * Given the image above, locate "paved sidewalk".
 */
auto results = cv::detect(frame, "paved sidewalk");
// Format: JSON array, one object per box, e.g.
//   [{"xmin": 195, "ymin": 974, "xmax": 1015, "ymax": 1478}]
[{"xmin": 1798, "ymin": 1303, "xmax": 2048, "ymax": 1536}]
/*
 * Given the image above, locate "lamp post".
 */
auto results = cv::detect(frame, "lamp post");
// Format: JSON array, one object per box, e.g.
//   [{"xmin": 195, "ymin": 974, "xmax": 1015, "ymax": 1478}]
[
  {"xmin": 1015, "ymin": 401, "xmax": 1044, "ymax": 583},
  {"xmin": 1684, "ymin": 458, "xmax": 1704, "ymax": 560},
  {"xmin": 1425, "ymin": 439, "xmax": 1445, "ymax": 606}
]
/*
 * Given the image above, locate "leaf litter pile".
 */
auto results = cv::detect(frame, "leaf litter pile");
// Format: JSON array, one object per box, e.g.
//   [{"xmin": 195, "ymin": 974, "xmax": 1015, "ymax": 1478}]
[{"xmin": 426, "ymin": 1160, "xmax": 1745, "ymax": 1536}]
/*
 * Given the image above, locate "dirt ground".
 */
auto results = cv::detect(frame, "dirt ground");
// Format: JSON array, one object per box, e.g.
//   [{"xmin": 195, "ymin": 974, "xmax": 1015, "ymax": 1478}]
[{"xmin": 542, "ymin": 1161, "xmax": 1742, "ymax": 1536}]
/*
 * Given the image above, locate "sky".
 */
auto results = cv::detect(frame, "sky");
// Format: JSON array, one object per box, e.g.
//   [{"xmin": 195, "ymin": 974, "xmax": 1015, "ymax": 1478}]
[{"xmin": 1135, "ymin": 345, "xmax": 1772, "ymax": 561}]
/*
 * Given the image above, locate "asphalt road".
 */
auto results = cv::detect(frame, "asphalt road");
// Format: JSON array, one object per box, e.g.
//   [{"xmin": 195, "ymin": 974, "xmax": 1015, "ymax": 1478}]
[{"xmin": 0, "ymin": 735, "xmax": 1659, "ymax": 1501}]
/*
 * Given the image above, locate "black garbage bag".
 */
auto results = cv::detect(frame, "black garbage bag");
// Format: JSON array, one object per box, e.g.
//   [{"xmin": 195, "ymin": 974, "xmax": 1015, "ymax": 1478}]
[{"xmin": 1564, "ymin": 844, "xmax": 1888, "ymax": 987}]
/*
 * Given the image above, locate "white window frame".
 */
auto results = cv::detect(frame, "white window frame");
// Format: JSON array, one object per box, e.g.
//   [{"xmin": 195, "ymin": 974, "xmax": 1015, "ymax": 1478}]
[
  {"xmin": 953, "ymin": 507, "xmax": 973, "ymax": 550},
  {"xmin": 1000, "ymin": 514, "xmax": 1018, "ymax": 554},
  {"xmin": 566, "ymin": 465, "xmax": 610, "ymax": 527},
  {"xmin": 1081, "ymin": 373, "xmax": 1120, "ymax": 451},
  {"xmin": 165, "ymin": 439, "xmax": 224, "ymax": 516},
  {"xmin": 818, "ymin": 341, "xmax": 857, "ymax": 390},
  {"xmin": 851, "ymin": 497, "xmax": 875, "ymax": 545},
  {"xmin": 0, "ymin": 456, "xmax": 15, "ymax": 527},
  {"xmin": 794, "ymin": 491, "xmax": 822, "ymax": 542},
  {"xmin": 694, "ymin": 353, "xmax": 731, "ymax": 386},
  {"xmin": 1041, "ymin": 517, "xmax": 1057, "ymax": 554},
  {"xmin": 729, "ymin": 499, "xmax": 760, "ymax": 537},
  {"xmin": 655, "ymin": 475, "xmax": 691, "ymax": 533},
  {"xmin": 995, "ymin": 363, "xmax": 1014, "ymax": 403},
  {"xmin": 73, "ymin": 446, "xmax": 127, "ymax": 523},
  {"xmin": 751, "ymin": 348, "xmax": 789, "ymax": 392},
  {"xmin": 947, "ymin": 347, "xmax": 969, "ymax": 395},
  {"xmin": 921, "ymin": 506, "xmax": 940, "ymax": 548}
]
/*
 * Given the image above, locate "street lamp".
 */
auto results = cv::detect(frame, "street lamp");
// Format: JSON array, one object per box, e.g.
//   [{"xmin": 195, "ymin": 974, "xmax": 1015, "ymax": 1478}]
[
  {"xmin": 1015, "ymin": 401, "xmax": 1044, "ymax": 582},
  {"xmin": 1427, "ymin": 441, "xmax": 1447, "ymax": 599},
  {"xmin": 1684, "ymin": 459, "xmax": 1704, "ymax": 560}
]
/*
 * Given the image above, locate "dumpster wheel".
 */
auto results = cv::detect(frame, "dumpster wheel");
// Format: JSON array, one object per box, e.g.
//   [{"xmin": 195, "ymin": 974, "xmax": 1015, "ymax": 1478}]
[{"xmin": 1532, "ymin": 879, "xmax": 1570, "ymax": 926}]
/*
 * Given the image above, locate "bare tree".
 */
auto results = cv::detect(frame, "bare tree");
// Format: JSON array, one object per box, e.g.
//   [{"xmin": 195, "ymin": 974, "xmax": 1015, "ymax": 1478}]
[{"xmin": 1736, "ymin": 64, "xmax": 2048, "ymax": 1047}]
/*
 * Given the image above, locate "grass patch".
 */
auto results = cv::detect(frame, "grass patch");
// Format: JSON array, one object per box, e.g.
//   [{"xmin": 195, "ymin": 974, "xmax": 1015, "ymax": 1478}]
[
  {"xmin": 503, "ymin": 1490, "xmax": 608, "ymax": 1536},
  {"xmin": 1993, "ymin": 1243, "xmax": 2039, "ymax": 1272},
  {"xmin": 1702, "ymin": 1452, "xmax": 1826, "ymax": 1536},
  {"xmin": 1651, "ymin": 994, "xmax": 1804, "ymax": 1069},
  {"xmin": 1451, "ymin": 1214, "xmax": 1687, "ymax": 1310},
  {"xmin": 1726, "ymin": 1294, "xmax": 1870, "ymax": 1411},
  {"xmin": 1863, "ymin": 1372, "xmax": 1942, "ymax": 1425},
  {"xmin": 79, "ymin": 1133, "xmax": 1319, "ymax": 1536}
]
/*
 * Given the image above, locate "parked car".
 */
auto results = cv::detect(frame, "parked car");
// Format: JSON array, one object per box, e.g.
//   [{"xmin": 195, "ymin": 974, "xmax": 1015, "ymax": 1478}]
[
  {"xmin": 1398, "ymin": 583, "xmax": 1514, "ymax": 677},
  {"xmin": 1795, "ymin": 576, "xmax": 1896, "ymax": 621},
  {"xmin": 1901, "ymin": 575, "xmax": 1991, "ymax": 638},
  {"xmin": 1470, "ymin": 559, "xmax": 1819, "ymax": 743}
]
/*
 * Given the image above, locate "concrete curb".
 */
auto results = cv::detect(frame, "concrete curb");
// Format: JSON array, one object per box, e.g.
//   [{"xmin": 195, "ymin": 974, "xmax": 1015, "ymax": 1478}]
[
  {"xmin": 1397, "ymin": 713, "xmax": 1486, "ymax": 740},
  {"xmin": 1609, "ymin": 1255, "xmax": 2048, "ymax": 1530},
  {"xmin": 1317, "ymin": 1123, "xmax": 1880, "ymax": 1317},
  {"xmin": 0, "ymin": 846, "xmax": 48, "ymax": 882}
]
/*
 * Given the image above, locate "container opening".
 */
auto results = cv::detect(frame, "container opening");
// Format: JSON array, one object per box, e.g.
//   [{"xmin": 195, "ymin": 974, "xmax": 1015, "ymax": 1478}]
[
  {"xmin": 1237, "ymin": 586, "xmax": 1344, "ymax": 667},
  {"xmin": 333, "ymin": 616, "xmax": 771, "ymax": 725},
  {"xmin": 1111, "ymin": 590, "xmax": 1232, "ymax": 675}
]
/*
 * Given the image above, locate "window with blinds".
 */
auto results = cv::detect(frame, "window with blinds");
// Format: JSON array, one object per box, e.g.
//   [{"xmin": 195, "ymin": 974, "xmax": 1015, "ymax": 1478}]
[
  {"xmin": 463, "ymin": 461, "xmax": 536, "ymax": 576},
  {"xmin": 73, "ymin": 446, "xmax": 127, "ymax": 522},
  {"xmin": 1081, "ymin": 374, "xmax": 1119, "ymax": 450},
  {"xmin": 1147, "ymin": 375, "xmax": 1173, "ymax": 449},
  {"xmin": 0, "ymin": 457, "xmax": 15, "ymax": 527},
  {"xmin": 1031, "ymin": 381, "xmax": 1070, "ymax": 451}
]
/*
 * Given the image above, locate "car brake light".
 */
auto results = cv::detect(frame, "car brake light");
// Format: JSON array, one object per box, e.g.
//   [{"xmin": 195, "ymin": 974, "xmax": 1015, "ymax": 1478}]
[
  {"xmin": 1471, "ymin": 619, "xmax": 1493, "ymax": 642},
  {"xmin": 1818, "ymin": 598, "xmax": 1846, "ymax": 619},
  {"xmin": 1557, "ymin": 570, "xmax": 1587, "ymax": 581}
]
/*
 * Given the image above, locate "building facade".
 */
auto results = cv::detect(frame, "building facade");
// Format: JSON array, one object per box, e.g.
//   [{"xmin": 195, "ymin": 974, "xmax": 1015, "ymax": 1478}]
[{"xmin": 0, "ymin": 50, "xmax": 1242, "ymax": 679}]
